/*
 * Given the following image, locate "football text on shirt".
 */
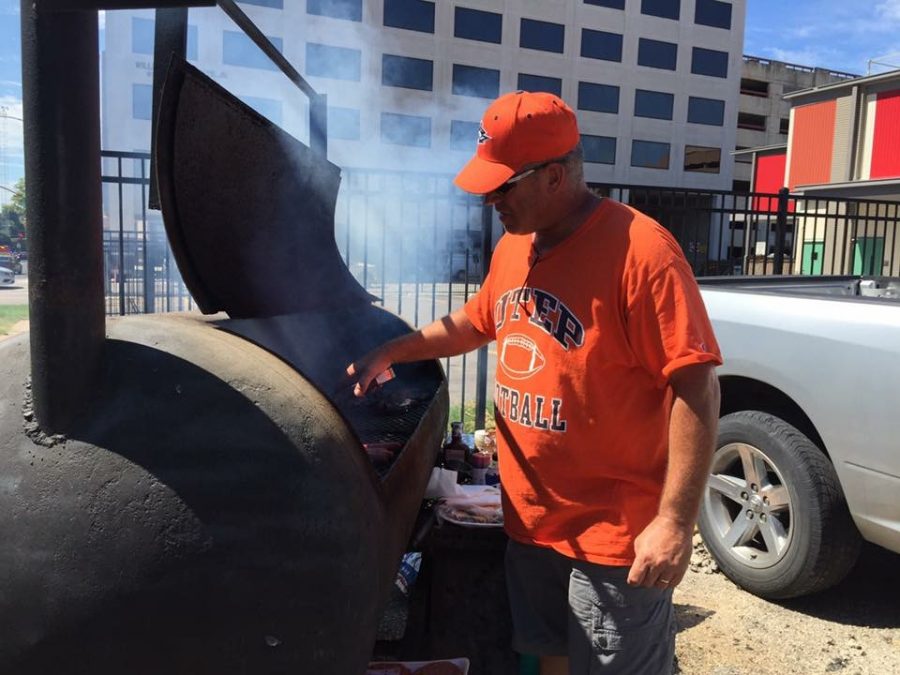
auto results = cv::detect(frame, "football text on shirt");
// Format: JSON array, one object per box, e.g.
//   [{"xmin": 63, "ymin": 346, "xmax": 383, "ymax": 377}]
[
  {"xmin": 494, "ymin": 287, "xmax": 585, "ymax": 351},
  {"xmin": 495, "ymin": 383, "xmax": 567, "ymax": 432}
]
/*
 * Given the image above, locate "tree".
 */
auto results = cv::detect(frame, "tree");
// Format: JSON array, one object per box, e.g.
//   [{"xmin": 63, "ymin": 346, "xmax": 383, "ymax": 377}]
[
  {"xmin": 8, "ymin": 177, "xmax": 25, "ymax": 218},
  {"xmin": 0, "ymin": 177, "xmax": 26, "ymax": 251}
]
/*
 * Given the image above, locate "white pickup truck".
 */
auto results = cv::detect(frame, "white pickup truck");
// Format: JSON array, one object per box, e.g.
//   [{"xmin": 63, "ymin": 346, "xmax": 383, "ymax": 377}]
[{"xmin": 697, "ymin": 275, "xmax": 900, "ymax": 599}]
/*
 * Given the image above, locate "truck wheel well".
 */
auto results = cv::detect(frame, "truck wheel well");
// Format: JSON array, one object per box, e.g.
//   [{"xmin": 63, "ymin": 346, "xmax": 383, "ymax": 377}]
[{"xmin": 718, "ymin": 376, "xmax": 828, "ymax": 459}]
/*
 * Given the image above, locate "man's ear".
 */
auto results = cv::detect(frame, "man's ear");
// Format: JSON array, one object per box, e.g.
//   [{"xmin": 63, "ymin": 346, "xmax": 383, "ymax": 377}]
[{"xmin": 545, "ymin": 162, "xmax": 567, "ymax": 193}]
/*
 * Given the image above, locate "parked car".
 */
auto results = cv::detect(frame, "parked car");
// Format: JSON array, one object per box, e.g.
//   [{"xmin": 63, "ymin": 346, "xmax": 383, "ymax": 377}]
[
  {"xmin": 698, "ymin": 275, "xmax": 900, "ymax": 599},
  {"xmin": 0, "ymin": 252, "xmax": 20, "ymax": 275},
  {"xmin": 0, "ymin": 266, "xmax": 14, "ymax": 286}
]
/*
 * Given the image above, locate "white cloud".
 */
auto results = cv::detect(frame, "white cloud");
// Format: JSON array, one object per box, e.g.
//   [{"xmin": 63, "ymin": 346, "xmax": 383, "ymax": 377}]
[
  {"xmin": 876, "ymin": 0, "xmax": 900, "ymax": 21},
  {"xmin": 766, "ymin": 47, "xmax": 832, "ymax": 68},
  {"xmin": 98, "ymin": 10, "xmax": 106, "ymax": 30},
  {"xmin": 0, "ymin": 96, "xmax": 24, "ymax": 156},
  {"xmin": 0, "ymin": 95, "xmax": 23, "ymax": 205}
]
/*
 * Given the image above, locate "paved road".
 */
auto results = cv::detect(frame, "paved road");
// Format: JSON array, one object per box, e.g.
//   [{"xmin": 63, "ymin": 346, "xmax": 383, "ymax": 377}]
[{"xmin": 0, "ymin": 274, "xmax": 28, "ymax": 305}]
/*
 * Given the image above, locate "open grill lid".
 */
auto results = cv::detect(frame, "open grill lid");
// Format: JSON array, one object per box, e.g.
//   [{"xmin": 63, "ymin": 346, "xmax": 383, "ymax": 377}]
[{"xmin": 154, "ymin": 56, "xmax": 375, "ymax": 318}]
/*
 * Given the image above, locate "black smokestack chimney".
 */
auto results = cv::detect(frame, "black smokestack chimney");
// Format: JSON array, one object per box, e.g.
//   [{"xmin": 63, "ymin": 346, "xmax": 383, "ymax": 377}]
[{"xmin": 21, "ymin": 3, "xmax": 104, "ymax": 433}]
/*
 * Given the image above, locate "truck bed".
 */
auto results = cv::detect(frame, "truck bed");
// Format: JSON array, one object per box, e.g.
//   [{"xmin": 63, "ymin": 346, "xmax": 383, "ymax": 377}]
[{"xmin": 697, "ymin": 275, "xmax": 900, "ymax": 302}]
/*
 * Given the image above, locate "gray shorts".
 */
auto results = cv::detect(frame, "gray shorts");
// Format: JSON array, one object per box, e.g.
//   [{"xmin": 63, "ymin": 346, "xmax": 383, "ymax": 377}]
[{"xmin": 505, "ymin": 540, "xmax": 675, "ymax": 674}]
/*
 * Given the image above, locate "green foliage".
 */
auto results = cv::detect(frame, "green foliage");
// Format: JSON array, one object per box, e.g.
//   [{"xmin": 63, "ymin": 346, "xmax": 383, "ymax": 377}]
[
  {"xmin": 0, "ymin": 305, "xmax": 28, "ymax": 336},
  {"xmin": 0, "ymin": 178, "xmax": 26, "ymax": 252},
  {"xmin": 8, "ymin": 177, "xmax": 25, "ymax": 217},
  {"xmin": 447, "ymin": 401, "xmax": 495, "ymax": 434}
]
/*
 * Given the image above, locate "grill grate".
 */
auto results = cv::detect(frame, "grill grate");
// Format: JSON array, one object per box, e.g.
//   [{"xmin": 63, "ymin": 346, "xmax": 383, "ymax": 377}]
[{"xmin": 342, "ymin": 398, "xmax": 432, "ymax": 445}]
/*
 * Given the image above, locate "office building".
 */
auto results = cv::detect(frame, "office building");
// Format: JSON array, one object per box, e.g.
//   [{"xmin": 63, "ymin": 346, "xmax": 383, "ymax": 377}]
[{"xmin": 102, "ymin": 0, "xmax": 746, "ymax": 190}]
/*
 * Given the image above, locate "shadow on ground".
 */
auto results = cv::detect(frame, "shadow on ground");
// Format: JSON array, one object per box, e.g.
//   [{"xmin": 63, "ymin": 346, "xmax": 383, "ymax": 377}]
[
  {"xmin": 675, "ymin": 603, "xmax": 716, "ymax": 632},
  {"xmin": 780, "ymin": 544, "xmax": 900, "ymax": 628}
]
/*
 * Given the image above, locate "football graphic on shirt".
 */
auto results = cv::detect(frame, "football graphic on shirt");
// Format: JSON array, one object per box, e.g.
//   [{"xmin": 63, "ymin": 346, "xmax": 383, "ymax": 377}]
[{"xmin": 499, "ymin": 333, "xmax": 546, "ymax": 380}]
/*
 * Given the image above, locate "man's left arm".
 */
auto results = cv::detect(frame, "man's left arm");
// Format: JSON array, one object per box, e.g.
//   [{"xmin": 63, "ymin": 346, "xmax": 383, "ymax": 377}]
[{"xmin": 627, "ymin": 361, "xmax": 721, "ymax": 588}]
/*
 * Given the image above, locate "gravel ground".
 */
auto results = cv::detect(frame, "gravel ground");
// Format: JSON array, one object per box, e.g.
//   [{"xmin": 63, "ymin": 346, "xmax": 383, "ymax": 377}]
[{"xmin": 673, "ymin": 536, "xmax": 900, "ymax": 674}]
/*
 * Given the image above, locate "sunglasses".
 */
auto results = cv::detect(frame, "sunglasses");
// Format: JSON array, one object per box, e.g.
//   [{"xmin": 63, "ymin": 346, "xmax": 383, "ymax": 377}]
[{"xmin": 492, "ymin": 160, "xmax": 554, "ymax": 195}]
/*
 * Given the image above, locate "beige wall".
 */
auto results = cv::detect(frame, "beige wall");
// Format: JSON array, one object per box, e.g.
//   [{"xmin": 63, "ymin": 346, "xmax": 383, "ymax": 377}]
[{"xmin": 793, "ymin": 201, "xmax": 900, "ymax": 275}]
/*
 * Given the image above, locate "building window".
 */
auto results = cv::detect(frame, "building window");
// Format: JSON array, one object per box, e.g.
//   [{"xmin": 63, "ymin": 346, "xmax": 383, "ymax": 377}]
[
  {"xmin": 224, "ymin": 30, "xmax": 282, "ymax": 70},
  {"xmin": 520, "ymin": 18, "xmax": 565, "ymax": 53},
  {"xmin": 578, "ymin": 81, "xmax": 619, "ymax": 113},
  {"xmin": 450, "ymin": 120, "xmax": 479, "ymax": 151},
  {"xmin": 684, "ymin": 145, "xmax": 721, "ymax": 173},
  {"xmin": 384, "ymin": 0, "xmax": 435, "ymax": 33},
  {"xmin": 779, "ymin": 118, "xmax": 790, "ymax": 135},
  {"xmin": 328, "ymin": 106, "xmax": 361, "ymax": 140},
  {"xmin": 695, "ymin": 0, "xmax": 732, "ymax": 29},
  {"xmin": 737, "ymin": 112, "xmax": 766, "ymax": 131},
  {"xmin": 133, "ymin": 83, "xmax": 152, "ymax": 120},
  {"xmin": 691, "ymin": 47, "xmax": 729, "ymax": 78},
  {"xmin": 581, "ymin": 135, "xmax": 616, "ymax": 164},
  {"xmin": 637, "ymin": 38, "xmax": 677, "ymax": 70},
  {"xmin": 132, "ymin": 18, "xmax": 198, "ymax": 60},
  {"xmin": 740, "ymin": 78, "xmax": 768, "ymax": 97},
  {"xmin": 454, "ymin": 7, "xmax": 502, "ymax": 44},
  {"xmin": 631, "ymin": 140, "xmax": 670, "ymax": 169},
  {"xmin": 307, "ymin": 0, "xmax": 361, "ymax": 21},
  {"xmin": 382, "ymin": 54, "xmax": 433, "ymax": 91},
  {"xmin": 306, "ymin": 43, "xmax": 361, "ymax": 81},
  {"xmin": 641, "ymin": 0, "xmax": 680, "ymax": 20},
  {"xmin": 581, "ymin": 29, "xmax": 623, "ymax": 62},
  {"xmin": 452, "ymin": 64, "xmax": 501, "ymax": 99},
  {"xmin": 687, "ymin": 96, "xmax": 725, "ymax": 125},
  {"xmin": 132, "ymin": 17, "xmax": 154, "ymax": 53},
  {"xmin": 240, "ymin": 0, "xmax": 283, "ymax": 7},
  {"xmin": 381, "ymin": 112, "xmax": 431, "ymax": 147},
  {"xmin": 734, "ymin": 146, "xmax": 753, "ymax": 164},
  {"xmin": 239, "ymin": 95, "xmax": 283, "ymax": 125},
  {"xmin": 584, "ymin": 0, "xmax": 625, "ymax": 8},
  {"xmin": 634, "ymin": 89, "xmax": 674, "ymax": 120},
  {"xmin": 517, "ymin": 73, "xmax": 563, "ymax": 97}
]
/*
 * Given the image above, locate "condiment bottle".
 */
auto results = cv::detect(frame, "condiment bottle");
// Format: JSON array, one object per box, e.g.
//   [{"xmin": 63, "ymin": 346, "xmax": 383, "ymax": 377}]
[{"xmin": 443, "ymin": 421, "xmax": 469, "ymax": 465}]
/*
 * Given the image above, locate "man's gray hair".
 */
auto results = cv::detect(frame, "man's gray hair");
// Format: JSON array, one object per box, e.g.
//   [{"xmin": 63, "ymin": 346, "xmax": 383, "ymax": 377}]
[{"xmin": 562, "ymin": 143, "xmax": 585, "ymax": 184}]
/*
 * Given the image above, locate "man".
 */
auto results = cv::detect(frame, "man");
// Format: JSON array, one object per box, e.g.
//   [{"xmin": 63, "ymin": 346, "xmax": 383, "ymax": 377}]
[{"xmin": 346, "ymin": 91, "xmax": 722, "ymax": 674}]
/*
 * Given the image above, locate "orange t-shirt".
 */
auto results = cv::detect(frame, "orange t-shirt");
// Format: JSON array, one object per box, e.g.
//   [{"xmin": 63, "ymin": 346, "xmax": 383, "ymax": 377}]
[{"xmin": 464, "ymin": 198, "xmax": 722, "ymax": 565}]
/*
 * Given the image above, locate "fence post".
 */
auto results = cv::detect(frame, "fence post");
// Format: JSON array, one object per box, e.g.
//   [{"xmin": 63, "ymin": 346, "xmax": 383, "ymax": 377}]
[
  {"xmin": 474, "ymin": 204, "xmax": 494, "ymax": 430},
  {"xmin": 773, "ymin": 187, "xmax": 789, "ymax": 275}
]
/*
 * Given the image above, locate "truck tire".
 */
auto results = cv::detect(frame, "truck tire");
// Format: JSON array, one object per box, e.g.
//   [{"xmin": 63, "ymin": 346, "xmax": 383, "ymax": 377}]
[{"xmin": 698, "ymin": 411, "xmax": 861, "ymax": 599}]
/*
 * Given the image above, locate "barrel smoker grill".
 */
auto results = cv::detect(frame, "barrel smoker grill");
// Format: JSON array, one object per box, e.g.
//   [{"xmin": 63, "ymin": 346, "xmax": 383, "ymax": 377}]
[{"xmin": 0, "ymin": 49, "xmax": 447, "ymax": 675}]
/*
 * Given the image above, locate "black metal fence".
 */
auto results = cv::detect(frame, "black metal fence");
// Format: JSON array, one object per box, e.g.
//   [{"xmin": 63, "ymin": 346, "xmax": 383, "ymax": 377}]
[
  {"xmin": 101, "ymin": 151, "xmax": 900, "ymax": 429},
  {"xmin": 597, "ymin": 184, "xmax": 900, "ymax": 278},
  {"xmin": 101, "ymin": 151, "xmax": 194, "ymax": 315}
]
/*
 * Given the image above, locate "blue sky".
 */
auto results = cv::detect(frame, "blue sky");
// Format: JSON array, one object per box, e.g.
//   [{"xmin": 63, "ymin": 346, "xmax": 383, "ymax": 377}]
[
  {"xmin": 0, "ymin": 1, "xmax": 899, "ymax": 203},
  {"xmin": 746, "ymin": 0, "xmax": 900, "ymax": 76}
]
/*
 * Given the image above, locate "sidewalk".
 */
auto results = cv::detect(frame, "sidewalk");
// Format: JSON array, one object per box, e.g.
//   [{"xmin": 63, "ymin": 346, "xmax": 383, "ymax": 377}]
[{"xmin": 0, "ymin": 320, "xmax": 29, "ymax": 341}]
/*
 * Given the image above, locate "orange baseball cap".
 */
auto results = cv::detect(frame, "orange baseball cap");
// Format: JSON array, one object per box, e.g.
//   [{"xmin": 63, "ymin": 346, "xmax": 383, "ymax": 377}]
[{"xmin": 454, "ymin": 91, "xmax": 581, "ymax": 195}]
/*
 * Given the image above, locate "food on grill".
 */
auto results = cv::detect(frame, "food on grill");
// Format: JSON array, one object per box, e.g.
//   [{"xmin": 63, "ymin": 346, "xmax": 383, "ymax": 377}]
[
  {"xmin": 416, "ymin": 661, "xmax": 466, "ymax": 674},
  {"xmin": 337, "ymin": 383, "xmax": 431, "ymax": 416},
  {"xmin": 363, "ymin": 442, "xmax": 402, "ymax": 466},
  {"xmin": 366, "ymin": 662, "xmax": 464, "ymax": 675},
  {"xmin": 372, "ymin": 387, "xmax": 433, "ymax": 415},
  {"xmin": 366, "ymin": 663, "xmax": 413, "ymax": 675}
]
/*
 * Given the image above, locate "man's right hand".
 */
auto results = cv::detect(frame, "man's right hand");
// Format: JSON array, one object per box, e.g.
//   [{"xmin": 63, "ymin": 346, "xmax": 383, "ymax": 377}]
[
  {"xmin": 345, "ymin": 348, "xmax": 394, "ymax": 397},
  {"xmin": 341, "ymin": 308, "xmax": 491, "ymax": 398}
]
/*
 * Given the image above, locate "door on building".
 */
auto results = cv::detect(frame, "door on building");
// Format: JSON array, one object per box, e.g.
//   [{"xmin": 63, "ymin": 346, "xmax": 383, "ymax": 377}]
[
  {"xmin": 801, "ymin": 241, "xmax": 824, "ymax": 275},
  {"xmin": 852, "ymin": 237, "xmax": 886, "ymax": 275}
]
